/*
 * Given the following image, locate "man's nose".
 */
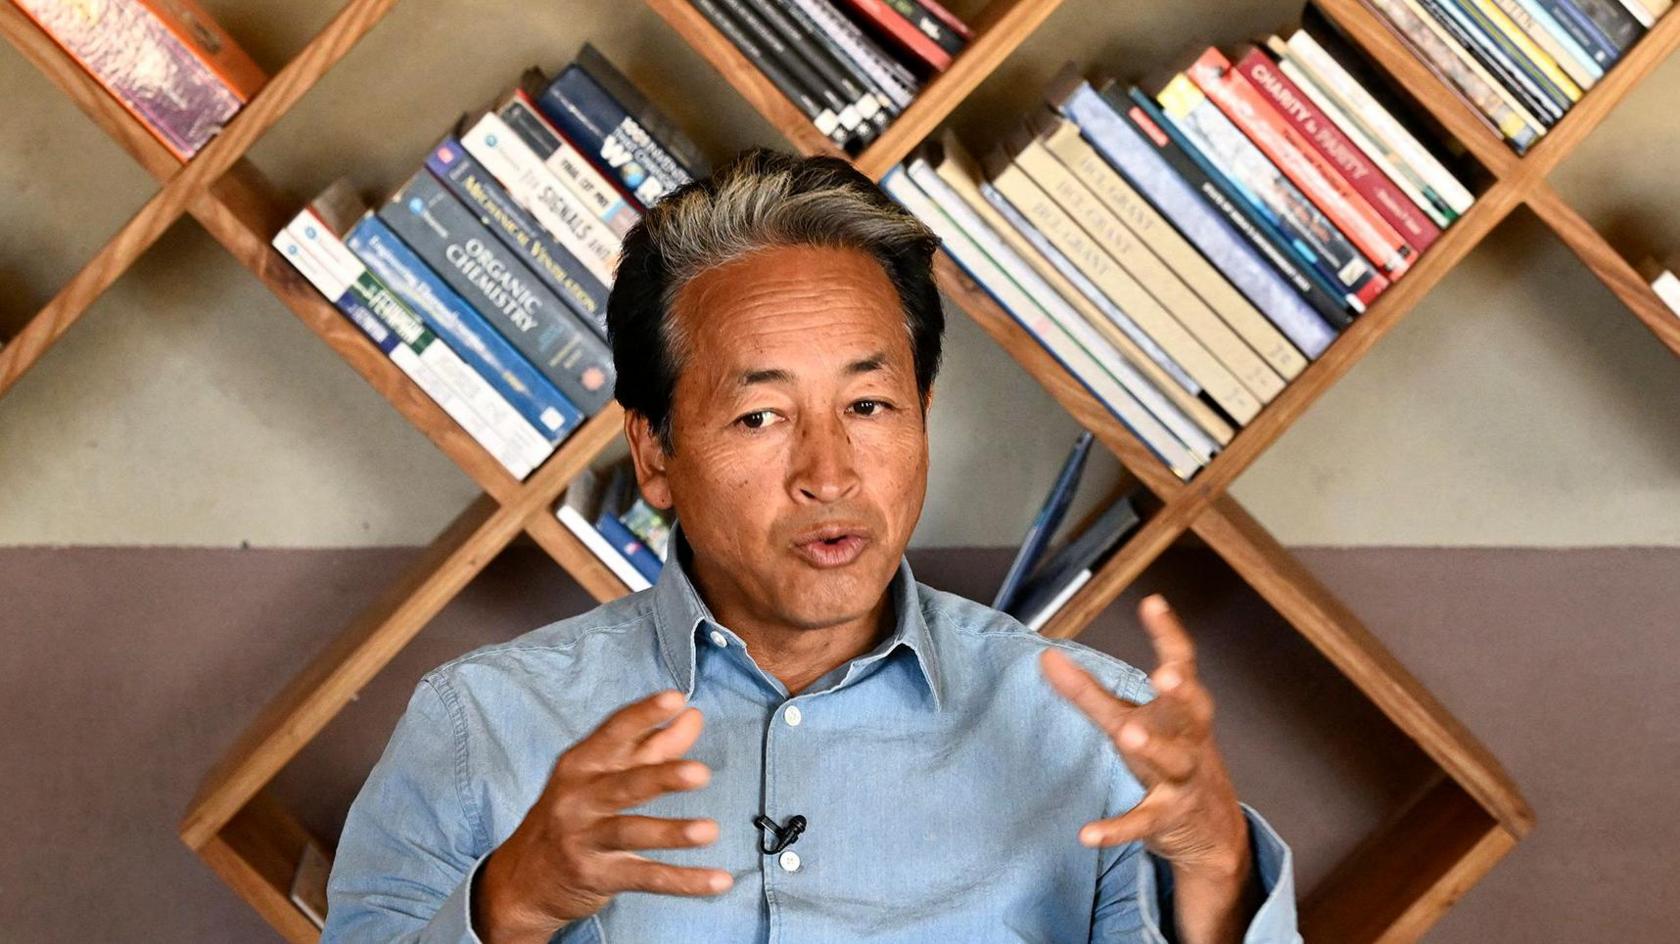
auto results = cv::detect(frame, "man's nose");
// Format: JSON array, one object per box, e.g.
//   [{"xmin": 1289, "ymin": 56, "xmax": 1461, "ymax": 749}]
[{"xmin": 790, "ymin": 414, "xmax": 861, "ymax": 504}]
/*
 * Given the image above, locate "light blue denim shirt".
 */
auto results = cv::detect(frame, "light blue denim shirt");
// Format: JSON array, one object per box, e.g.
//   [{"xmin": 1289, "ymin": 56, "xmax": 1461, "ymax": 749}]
[{"xmin": 322, "ymin": 543, "xmax": 1300, "ymax": 943}]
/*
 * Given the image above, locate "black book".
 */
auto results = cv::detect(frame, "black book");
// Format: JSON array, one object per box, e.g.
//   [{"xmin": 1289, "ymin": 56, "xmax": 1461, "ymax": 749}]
[
  {"xmin": 1007, "ymin": 495, "xmax": 1142, "ymax": 624},
  {"xmin": 761, "ymin": 0, "xmax": 892, "ymax": 131}
]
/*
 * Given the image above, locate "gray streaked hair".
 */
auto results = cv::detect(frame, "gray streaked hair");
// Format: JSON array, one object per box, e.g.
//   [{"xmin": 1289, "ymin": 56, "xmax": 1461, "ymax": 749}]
[{"xmin": 607, "ymin": 148, "xmax": 945, "ymax": 451}]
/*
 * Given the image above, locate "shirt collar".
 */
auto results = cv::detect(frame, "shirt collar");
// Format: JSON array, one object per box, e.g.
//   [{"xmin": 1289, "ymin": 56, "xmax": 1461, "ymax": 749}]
[{"xmin": 651, "ymin": 522, "xmax": 944, "ymax": 711}]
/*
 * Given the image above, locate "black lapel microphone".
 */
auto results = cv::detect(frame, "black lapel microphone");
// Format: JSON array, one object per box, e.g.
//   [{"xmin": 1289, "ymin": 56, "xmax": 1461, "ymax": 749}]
[{"xmin": 752, "ymin": 813, "xmax": 806, "ymax": 854}]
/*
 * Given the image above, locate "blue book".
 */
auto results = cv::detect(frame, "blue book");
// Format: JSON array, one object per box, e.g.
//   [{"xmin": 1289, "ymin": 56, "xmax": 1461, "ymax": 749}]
[
  {"xmin": 1006, "ymin": 494, "xmax": 1140, "ymax": 623},
  {"xmin": 379, "ymin": 167, "xmax": 615, "ymax": 414},
  {"xmin": 1540, "ymin": 0, "xmax": 1626, "ymax": 64},
  {"xmin": 1421, "ymin": 0, "xmax": 1565, "ymax": 123},
  {"xmin": 347, "ymin": 214, "xmax": 582, "ymax": 443},
  {"xmin": 595, "ymin": 514, "xmax": 663, "ymax": 583},
  {"xmin": 1045, "ymin": 69, "xmax": 1340, "ymax": 354},
  {"xmin": 993, "ymin": 432, "xmax": 1094, "ymax": 613},
  {"xmin": 537, "ymin": 48, "xmax": 700, "ymax": 208},
  {"xmin": 1511, "ymin": 0, "xmax": 1605, "ymax": 80},
  {"xmin": 427, "ymin": 136, "xmax": 610, "ymax": 336}
]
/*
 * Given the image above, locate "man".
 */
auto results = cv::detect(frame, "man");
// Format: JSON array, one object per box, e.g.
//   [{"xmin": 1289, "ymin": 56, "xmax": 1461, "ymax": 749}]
[{"xmin": 323, "ymin": 150, "xmax": 1299, "ymax": 943}]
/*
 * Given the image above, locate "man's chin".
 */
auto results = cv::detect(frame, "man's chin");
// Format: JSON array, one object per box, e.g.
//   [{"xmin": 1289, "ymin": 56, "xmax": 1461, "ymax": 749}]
[{"xmin": 774, "ymin": 566, "xmax": 894, "ymax": 630}]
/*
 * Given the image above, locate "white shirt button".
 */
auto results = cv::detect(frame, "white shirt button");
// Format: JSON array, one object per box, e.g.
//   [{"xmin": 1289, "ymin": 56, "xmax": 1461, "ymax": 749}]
[
  {"xmin": 779, "ymin": 849, "xmax": 801, "ymax": 872},
  {"xmin": 783, "ymin": 705, "xmax": 802, "ymax": 727},
  {"xmin": 708, "ymin": 629, "xmax": 727, "ymax": 648}
]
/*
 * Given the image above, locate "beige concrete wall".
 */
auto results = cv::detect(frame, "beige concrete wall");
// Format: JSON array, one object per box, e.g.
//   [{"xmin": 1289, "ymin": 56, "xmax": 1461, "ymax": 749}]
[{"xmin": 2, "ymin": 0, "xmax": 1676, "ymax": 548}]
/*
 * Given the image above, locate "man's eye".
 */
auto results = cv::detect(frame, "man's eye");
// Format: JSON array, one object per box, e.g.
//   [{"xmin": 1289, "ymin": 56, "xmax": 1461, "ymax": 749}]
[
  {"xmin": 737, "ymin": 410, "xmax": 778, "ymax": 430},
  {"xmin": 851, "ymin": 399, "xmax": 892, "ymax": 416}
]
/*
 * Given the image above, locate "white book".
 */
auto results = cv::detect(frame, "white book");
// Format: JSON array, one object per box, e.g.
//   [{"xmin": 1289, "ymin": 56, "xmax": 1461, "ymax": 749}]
[
  {"xmin": 880, "ymin": 168, "xmax": 1204, "ymax": 481},
  {"xmin": 1025, "ymin": 569, "xmax": 1093, "ymax": 632},
  {"xmin": 558, "ymin": 468, "xmax": 652, "ymax": 591},
  {"xmin": 1650, "ymin": 270, "xmax": 1680, "ymax": 317}
]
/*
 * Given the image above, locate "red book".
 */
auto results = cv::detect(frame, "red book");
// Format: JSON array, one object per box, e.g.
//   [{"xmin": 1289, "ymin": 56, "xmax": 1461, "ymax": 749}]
[
  {"xmin": 1233, "ymin": 46, "xmax": 1440, "ymax": 253},
  {"xmin": 838, "ymin": 0, "xmax": 954, "ymax": 72},
  {"xmin": 1187, "ymin": 47, "xmax": 1414, "ymax": 278}
]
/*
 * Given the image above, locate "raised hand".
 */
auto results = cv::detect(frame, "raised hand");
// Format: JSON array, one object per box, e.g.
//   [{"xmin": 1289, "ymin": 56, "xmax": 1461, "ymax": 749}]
[
  {"xmin": 1040, "ymin": 594, "xmax": 1257, "ymax": 942},
  {"xmin": 472, "ymin": 689, "xmax": 732, "ymax": 944}
]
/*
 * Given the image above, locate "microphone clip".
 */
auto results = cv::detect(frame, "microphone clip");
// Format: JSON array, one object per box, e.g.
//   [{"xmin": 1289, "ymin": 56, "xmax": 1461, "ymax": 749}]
[{"xmin": 752, "ymin": 813, "xmax": 807, "ymax": 854}]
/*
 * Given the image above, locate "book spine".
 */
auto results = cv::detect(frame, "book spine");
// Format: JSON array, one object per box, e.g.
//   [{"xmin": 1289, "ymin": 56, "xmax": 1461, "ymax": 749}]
[
  {"xmin": 1497, "ymin": 0, "xmax": 1603, "ymax": 87},
  {"xmin": 774, "ymin": 0, "xmax": 899, "ymax": 121},
  {"xmin": 787, "ymin": 0, "xmax": 919, "ymax": 109},
  {"xmin": 1035, "ymin": 117, "xmax": 1313, "ymax": 375},
  {"xmin": 460, "ymin": 113, "xmax": 619, "ymax": 288},
  {"xmin": 689, "ymin": 0, "xmax": 846, "ymax": 143},
  {"xmin": 758, "ymin": 0, "xmax": 886, "ymax": 127},
  {"xmin": 910, "ymin": 158, "xmax": 1221, "ymax": 458},
  {"xmin": 1271, "ymin": 48, "xmax": 1456, "ymax": 227},
  {"xmin": 1361, "ymin": 0, "xmax": 1547, "ymax": 149},
  {"xmin": 1012, "ymin": 141, "xmax": 1287, "ymax": 403},
  {"xmin": 132, "ymin": 0, "xmax": 266, "ymax": 100},
  {"xmin": 1430, "ymin": 0, "xmax": 1571, "ymax": 118},
  {"xmin": 1407, "ymin": 0, "xmax": 1559, "ymax": 128},
  {"xmin": 427, "ymin": 137, "xmax": 609, "ymax": 337},
  {"xmin": 483, "ymin": 105, "xmax": 626, "ymax": 275},
  {"xmin": 539, "ymin": 64, "xmax": 698, "ymax": 206},
  {"xmin": 13, "ymin": 0, "xmax": 241, "ymax": 159},
  {"xmin": 1536, "ymin": 0, "xmax": 1625, "ymax": 64},
  {"xmin": 1235, "ymin": 48, "xmax": 1442, "ymax": 252},
  {"xmin": 1156, "ymin": 76, "xmax": 1388, "ymax": 308},
  {"xmin": 575, "ymin": 43, "xmax": 712, "ymax": 178},
  {"xmin": 1469, "ymin": 0, "xmax": 1584, "ymax": 99},
  {"xmin": 1283, "ymin": 30, "xmax": 1476, "ymax": 213},
  {"xmin": 836, "ymin": 0, "xmax": 954, "ymax": 71},
  {"xmin": 594, "ymin": 515, "xmax": 664, "ymax": 583},
  {"xmin": 881, "ymin": 0, "xmax": 967, "ymax": 57},
  {"xmin": 908, "ymin": 0, "xmax": 972, "ymax": 39},
  {"xmin": 724, "ymin": 0, "xmax": 864, "ymax": 141},
  {"xmin": 346, "ymin": 214, "xmax": 584, "ymax": 442},
  {"xmin": 1615, "ymin": 0, "xmax": 1657, "ymax": 26},
  {"xmin": 499, "ymin": 91, "xmax": 641, "ymax": 238},
  {"xmin": 556, "ymin": 505, "xmax": 652, "ymax": 591},
  {"xmin": 1567, "ymin": 0, "xmax": 1646, "ymax": 49},
  {"xmin": 1050, "ymin": 78, "xmax": 1342, "ymax": 351},
  {"xmin": 379, "ymin": 169, "xmax": 615, "ymax": 414},
  {"xmin": 1189, "ymin": 49, "xmax": 1415, "ymax": 276},
  {"xmin": 292, "ymin": 212, "xmax": 558, "ymax": 467},
  {"xmin": 878, "ymin": 169, "xmax": 1203, "ymax": 480},
  {"xmin": 274, "ymin": 231, "xmax": 539, "ymax": 480},
  {"xmin": 1120, "ymin": 87, "xmax": 1358, "ymax": 327}
]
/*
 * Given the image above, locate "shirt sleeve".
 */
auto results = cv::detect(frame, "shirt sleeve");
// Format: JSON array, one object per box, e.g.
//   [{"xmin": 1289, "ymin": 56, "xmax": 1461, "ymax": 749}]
[{"xmin": 319, "ymin": 675, "xmax": 491, "ymax": 943}]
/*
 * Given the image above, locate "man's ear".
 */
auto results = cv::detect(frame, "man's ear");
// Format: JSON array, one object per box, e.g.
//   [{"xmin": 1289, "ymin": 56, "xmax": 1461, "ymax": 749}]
[
  {"xmin": 920, "ymin": 383, "xmax": 935, "ymax": 417},
  {"xmin": 624, "ymin": 410, "xmax": 675, "ymax": 511}
]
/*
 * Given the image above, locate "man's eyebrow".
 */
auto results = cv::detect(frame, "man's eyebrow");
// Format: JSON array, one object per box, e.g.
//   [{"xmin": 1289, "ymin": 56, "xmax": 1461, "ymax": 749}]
[{"xmin": 735, "ymin": 354, "xmax": 889, "ymax": 386}]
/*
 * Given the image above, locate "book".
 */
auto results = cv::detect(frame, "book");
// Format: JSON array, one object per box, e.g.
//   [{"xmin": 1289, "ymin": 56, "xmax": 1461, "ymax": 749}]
[
  {"xmin": 1022, "ymin": 568, "xmax": 1093, "ymax": 632},
  {"xmin": 739, "ymin": 0, "xmax": 872, "ymax": 141},
  {"xmin": 1044, "ymin": 68, "xmax": 1344, "ymax": 352},
  {"xmin": 576, "ymin": 43, "xmax": 711, "ymax": 179},
  {"xmin": 836, "ymin": 0, "xmax": 955, "ymax": 72},
  {"xmin": 500, "ymin": 84, "xmax": 642, "ymax": 239},
  {"xmin": 786, "ymin": 0, "xmax": 921, "ymax": 110},
  {"xmin": 620, "ymin": 497, "xmax": 674, "ymax": 560},
  {"xmin": 345, "ymin": 213, "xmax": 584, "ymax": 442},
  {"xmin": 1499, "ymin": 0, "xmax": 1606, "ymax": 88},
  {"xmin": 1533, "ymin": 0, "xmax": 1625, "ymax": 65},
  {"xmin": 756, "ymin": 0, "xmax": 888, "ymax": 131},
  {"xmin": 426, "ymin": 136, "xmax": 609, "ymax": 337},
  {"xmin": 557, "ymin": 466, "xmax": 653, "ymax": 591},
  {"xmin": 378, "ymin": 167, "xmax": 616, "ymax": 414},
  {"xmin": 134, "ymin": 0, "xmax": 265, "ymax": 101},
  {"xmin": 879, "ymin": 167, "xmax": 1205, "ymax": 480},
  {"xmin": 1568, "ymin": 0, "xmax": 1646, "ymax": 51},
  {"xmin": 1005, "ymin": 123, "xmax": 1290, "ymax": 404},
  {"xmin": 913, "ymin": 139, "xmax": 1225, "ymax": 456},
  {"xmin": 1186, "ymin": 47, "xmax": 1415, "ymax": 277},
  {"xmin": 595, "ymin": 463, "xmax": 665, "ymax": 583},
  {"xmin": 699, "ymin": 0, "xmax": 855, "ymax": 147},
  {"xmin": 1009, "ymin": 494, "xmax": 1142, "ymax": 627},
  {"xmin": 537, "ymin": 47, "xmax": 703, "ymax": 206},
  {"xmin": 1234, "ymin": 46, "xmax": 1443, "ymax": 253},
  {"xmin": 287, "ymin": 837, "xmax": 332, "ymax": 929},
  {"xmin": 993, "ymin": 432, "xmax": 1094, "ymax": 612},
  {"xmin": 880, "ymin": 0, "xmax": 968, "ymax": 59},
  {"xmin": 1635, "ymin": 258, "xmax": 1680, "ymax": 316},
  {"xmin": 1474, "ymin": 0, "xmax": 1595, "ymax": 95},
  {"xmin": 1422, "ymin": 0, "xmax": 1569, "ymax": 121},
  {"xmin": 925, "ymin": 130, "xmax": 1237, "ymax": 447},
  {"xmin": 1153, "ymin": 74, "xmax": 1389, "ymax": 309},
  {"xmin": 14, "ymin": 0, "xmax": 247, "ymax": 160}
]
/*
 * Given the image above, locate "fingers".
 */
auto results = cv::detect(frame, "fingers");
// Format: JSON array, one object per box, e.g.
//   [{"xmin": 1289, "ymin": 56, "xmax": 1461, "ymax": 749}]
[
  {"xmin": 573, "ymin": 689, "xmax": 693, "ymax": 770},
  {"xmin": 592, "ymin": 814, "xmax": 720, "ymax": 852},
  {"xmin": 1040, "ymin": 648, "xmax": 1138, "ymax": 737},
  {"xmin": 629, "ymin": 705, "xmax": 705, "ymax": 766},
  {"xmin": 1139, "ymin": 595, "xmax": 1197, "ymax": 683},
  {"xmin": 608, "ymin": 856, "xmax": 734, "ymax": 897},
  {"xmin": 1115, "ymin": 718, "xmax": 1201, "ymax": 784},
  {"xmin": 1079, "ymin": 788, "xmax": 1169, "ymax": 848},
  {"xmin": 593, "ymin": 758, "xmax": 712, "ymax": 810}
]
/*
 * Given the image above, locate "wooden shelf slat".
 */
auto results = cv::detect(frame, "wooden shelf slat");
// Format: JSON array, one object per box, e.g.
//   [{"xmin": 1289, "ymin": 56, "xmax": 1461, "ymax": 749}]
[
  {"xmin": 1301, "ymin": 775, "xmax": 1518, "ymax": 943},
  {"xmin": 198, "ymin": 789, "xmax": 329, "ymax": 944},
  {"xmin": 1526, "ymin": 182, "xmax": 1680, "ymax": 360},
  {"xmin": 524, "ymin": 510, "xmax": 636, "ymax": 602},
  {"xmin": 1038, "ymin": 509, "xmax": 1191, "ymax": 638},
  {"xmin": 1190, "ymin": 493, "xmax": 1535, "ymax": 836}
]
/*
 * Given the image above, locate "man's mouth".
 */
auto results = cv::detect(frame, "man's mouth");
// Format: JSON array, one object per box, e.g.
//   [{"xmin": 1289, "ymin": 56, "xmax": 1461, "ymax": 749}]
[{"xmin": 790, "ymin": 524, "xmax": 872, "ymax": 569}]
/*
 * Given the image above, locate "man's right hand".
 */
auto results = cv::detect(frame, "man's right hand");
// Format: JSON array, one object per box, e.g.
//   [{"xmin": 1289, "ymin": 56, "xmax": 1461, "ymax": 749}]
[{"xmin": 471, "ymin": 689, "xmax": 732, "ymax": 944}]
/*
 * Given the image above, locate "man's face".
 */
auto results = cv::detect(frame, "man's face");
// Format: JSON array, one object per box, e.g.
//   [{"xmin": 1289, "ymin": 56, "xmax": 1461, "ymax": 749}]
[{"xmin": 628, "ymin": 243, "xmax": 930, "ymax": 633}]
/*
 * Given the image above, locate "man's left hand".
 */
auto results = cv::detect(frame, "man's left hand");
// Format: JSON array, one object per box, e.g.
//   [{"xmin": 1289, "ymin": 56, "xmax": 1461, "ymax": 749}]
[{"xmin": 1040, "ymin": 593, "xmax": 1258, "ymax": 943}]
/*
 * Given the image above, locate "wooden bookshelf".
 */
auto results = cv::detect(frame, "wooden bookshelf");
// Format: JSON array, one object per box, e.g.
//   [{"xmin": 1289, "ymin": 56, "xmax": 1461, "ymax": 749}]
[{"xmin": 3, "ymin": 0, "xmax": 1676, "ymax": 938}]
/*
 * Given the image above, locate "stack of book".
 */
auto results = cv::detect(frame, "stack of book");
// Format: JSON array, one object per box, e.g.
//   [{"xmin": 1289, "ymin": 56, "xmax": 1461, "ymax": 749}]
[
  {"xmin": 274, "ymin": 44, "xmax": 709, "ymax": 482},
  {"xmin": 687, "ymin": 0, "xmax": 972, "ymax": 153},
  {"xmin": 1362, "ymin": 0, "xmax": 1670, "ymax": 153},
  {"xmin": 557, "ymin": 458, "xmax": 674, "ymax": 591},
  {"xmin": 882, "ymin": 9, "xmax": 1475, "ymax": 481},
  {"xmin": 13, "ymin": 0, "xmax": 266, "ymax": 160},
  {"xmin": 1637, "ymin": 255, "xmax": 1680, "ymax": 315},
  {"xmin": 992, "ymin": 432, "xmax": 1145, "ymax": 631}
]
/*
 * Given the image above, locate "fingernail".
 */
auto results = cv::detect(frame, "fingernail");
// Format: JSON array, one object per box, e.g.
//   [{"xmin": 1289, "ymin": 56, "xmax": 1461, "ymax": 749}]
[
  {"xmin": 1121, "ymin": 723, "xmax": 1148, "ymax": 748},
  {"xmin": 683, "ymin": 762, "xmax": 710, "ymax": 785},
  {"xmin": 710, "ymin": 872, "xmax": 733, "ymax": 891},
  {"xmin": 657, "ymin": 690, "xmax": 682, "ymax": 709},
  {"xmin": 1079, "ymin": 826, "xmax": 1102, "ymax": 846},
  {"xmin": 1145, "ymin": 595, "xmax": 1169, "ymax": 614},
  {"xmin": 686, "ymin": 820, "xmax": 715, "ymax": 841},
  {"xmin": 1156, "ymin": 668, "xmax": 1180, "ymax": 691}
]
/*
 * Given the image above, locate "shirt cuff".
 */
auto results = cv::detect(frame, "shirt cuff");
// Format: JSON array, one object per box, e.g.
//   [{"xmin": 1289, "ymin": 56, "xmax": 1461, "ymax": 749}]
[
  {"xmin": 429, "ymin": 848, "xmax": 493, "ymax": 944},
  {"xmin": 1136, "ymin": 802, "xmax": 1301, "ymax": 943}
]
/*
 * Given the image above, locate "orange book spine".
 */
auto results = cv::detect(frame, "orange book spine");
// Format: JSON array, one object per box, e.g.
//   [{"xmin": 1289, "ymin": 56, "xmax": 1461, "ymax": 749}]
[{"xmin": 133, "ymin": 0, "xmax": 267, "ymax": 101}]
